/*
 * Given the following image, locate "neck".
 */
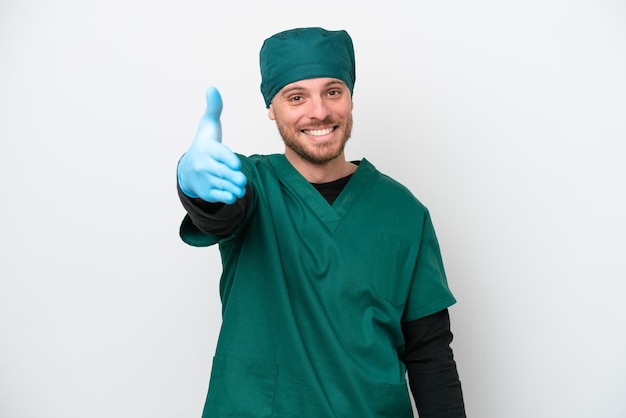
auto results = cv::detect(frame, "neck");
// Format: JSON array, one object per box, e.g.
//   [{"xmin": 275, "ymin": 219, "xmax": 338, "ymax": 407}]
[{"xmin": 285, "ymin": 151, "xmax": 357, "ymax": 183}]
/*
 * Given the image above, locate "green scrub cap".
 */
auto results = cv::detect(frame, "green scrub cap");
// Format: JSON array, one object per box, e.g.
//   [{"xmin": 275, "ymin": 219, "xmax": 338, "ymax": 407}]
[{"xmin": 259, "ymin": 27, "xmax": 356, "ymax": 108}]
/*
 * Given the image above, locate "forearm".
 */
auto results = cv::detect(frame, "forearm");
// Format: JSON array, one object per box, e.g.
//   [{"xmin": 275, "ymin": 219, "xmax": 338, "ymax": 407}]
[
  {"xmin": 177, "ymin": 180, "xmax": 250, "ymax": 237},
  {"xmin": 402, "ymin": 309, "xmax": 466, "ymax": 418}
]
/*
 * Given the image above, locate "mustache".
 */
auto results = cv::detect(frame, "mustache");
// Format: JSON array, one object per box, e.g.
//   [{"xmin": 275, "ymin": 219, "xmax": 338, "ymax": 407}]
[{"xmin": 300, "ymin": 117, "xmax": 337, "ymax": 129}]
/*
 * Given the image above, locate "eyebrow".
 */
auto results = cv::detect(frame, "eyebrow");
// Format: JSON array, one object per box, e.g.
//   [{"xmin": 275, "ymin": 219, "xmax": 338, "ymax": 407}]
[{"xmin": 280, "ymin": 79, "xmax": 345, "ymax": 96}]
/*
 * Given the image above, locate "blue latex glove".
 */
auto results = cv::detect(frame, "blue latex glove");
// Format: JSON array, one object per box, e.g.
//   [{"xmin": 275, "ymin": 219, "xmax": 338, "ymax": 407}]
[{"xmin": 178, "ymin": 87, "xmax": 247, "ymax": 204}]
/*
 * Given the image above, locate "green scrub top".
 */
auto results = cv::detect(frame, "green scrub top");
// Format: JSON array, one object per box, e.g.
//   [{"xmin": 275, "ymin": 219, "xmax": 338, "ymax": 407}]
[{"xmin": 180, "ymin": 154, "xmax": 456, "ymax": 418}]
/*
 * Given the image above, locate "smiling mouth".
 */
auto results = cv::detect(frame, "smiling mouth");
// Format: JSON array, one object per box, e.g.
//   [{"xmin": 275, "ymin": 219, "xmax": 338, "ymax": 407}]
[{"xmin": 302, "ymin": 127, "xmax": 335, "ymax": 136}]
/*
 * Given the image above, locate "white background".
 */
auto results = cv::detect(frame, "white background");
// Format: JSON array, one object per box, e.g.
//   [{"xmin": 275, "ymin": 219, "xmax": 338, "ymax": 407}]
[{"xmin": 1, "ymin": 1, "xmax": 625, "ymax": 417}]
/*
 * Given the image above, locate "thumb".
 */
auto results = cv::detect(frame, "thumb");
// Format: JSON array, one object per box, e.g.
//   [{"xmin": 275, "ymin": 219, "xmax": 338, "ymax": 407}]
[
  {"xmin": 195, "ymin": 86, "xmax": 223, "ymax": 143},
  {"xmin": 203, "ymin": 86, "xmax": 223, "ymax": 122}
]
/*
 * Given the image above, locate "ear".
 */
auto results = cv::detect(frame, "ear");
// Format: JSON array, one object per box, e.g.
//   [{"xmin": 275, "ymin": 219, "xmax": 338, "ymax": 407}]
[{"xmin": 268, "ymin": 104, "xmax": 276, "ymax": 120}]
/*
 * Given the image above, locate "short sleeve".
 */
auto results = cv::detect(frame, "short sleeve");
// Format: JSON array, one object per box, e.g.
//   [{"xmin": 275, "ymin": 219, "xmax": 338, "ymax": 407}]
[{"xmin": 402, "ymin": 211, "xmax": 457, "ymax": 322}]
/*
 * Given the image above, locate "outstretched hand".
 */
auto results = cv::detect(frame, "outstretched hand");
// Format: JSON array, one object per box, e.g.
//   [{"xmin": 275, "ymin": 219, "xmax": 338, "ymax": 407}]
[{"xmin": 177, "ymin": 87, "xmax": 247, "ymax": 204}]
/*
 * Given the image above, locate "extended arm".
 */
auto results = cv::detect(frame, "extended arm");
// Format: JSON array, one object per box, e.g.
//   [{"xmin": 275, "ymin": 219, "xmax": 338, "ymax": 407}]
[{"xmin": 177, "ymin": 86, "xmax": 251, "ymax": 238}]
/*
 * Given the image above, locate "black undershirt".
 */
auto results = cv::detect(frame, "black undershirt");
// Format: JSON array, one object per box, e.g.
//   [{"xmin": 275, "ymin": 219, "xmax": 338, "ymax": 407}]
[{"xmin": 311, "ymin": 173, "xmax": 353, "ymax": 205}]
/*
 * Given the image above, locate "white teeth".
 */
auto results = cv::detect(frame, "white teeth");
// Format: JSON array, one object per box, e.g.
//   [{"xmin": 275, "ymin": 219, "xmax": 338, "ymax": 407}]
[{"xmin": 304, "ymin": 127, "xmax": 333, "ymax": 136}]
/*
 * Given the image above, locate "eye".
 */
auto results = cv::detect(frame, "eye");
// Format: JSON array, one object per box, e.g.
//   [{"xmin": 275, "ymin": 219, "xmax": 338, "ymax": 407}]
[
  {"xmin": 327, "ymin": 89, "xmax": 341, "ymax": 97},
  {"xmin": 289, "ymin": 95, "xmax": 303, "ymax": 103}
]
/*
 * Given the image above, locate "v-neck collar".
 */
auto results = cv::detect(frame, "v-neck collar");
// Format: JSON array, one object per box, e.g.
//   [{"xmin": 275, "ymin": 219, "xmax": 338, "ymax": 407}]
[{"xmin": 267, "ymin": 154, "xmax": 376, "ymax": 232}]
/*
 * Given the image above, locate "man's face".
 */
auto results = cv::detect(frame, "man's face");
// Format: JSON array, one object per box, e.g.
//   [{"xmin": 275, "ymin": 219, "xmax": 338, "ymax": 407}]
[{"xmin": 268, "ymin": 77, "xmax": 353, "ymax": 165}]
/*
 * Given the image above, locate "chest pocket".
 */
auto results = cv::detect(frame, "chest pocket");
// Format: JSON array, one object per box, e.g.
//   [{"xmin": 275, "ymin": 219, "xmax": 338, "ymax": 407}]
[{"xmin": 368, "ymin": 233, "xmax": 417, "ymax": 307}]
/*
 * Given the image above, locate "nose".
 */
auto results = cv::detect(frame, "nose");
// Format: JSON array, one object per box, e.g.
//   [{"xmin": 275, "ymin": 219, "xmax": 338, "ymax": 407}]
[{"xmin": 307, "ymin": 96, "xmax": 332, "ymax": 121}]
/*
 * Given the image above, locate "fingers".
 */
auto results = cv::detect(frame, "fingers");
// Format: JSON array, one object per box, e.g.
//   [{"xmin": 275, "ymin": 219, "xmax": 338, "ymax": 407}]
[
  {"xmin": 190, "ymin": 137, "xmax": 244, "ymax": 179},
  {"xmin": 178, "ymin": 162, "xmax": 247, "ymax": 203},
  {"xmin": 205, "ymin": 190, "xmax": 241, "ymax": 205},
  {"xmin": 203, "ymin": 136, "xmax": 241, "ymax": 171},
  {"xmin": 177, "ymin": 144, "xmax": 247, "ymax": 203},
  {"xmin": 200, "ymin": 173, "xmax": 247, "ymax": 203},
  {"xmin": 200, "ymin": 152, "xmax": 247, "ymax": 190}
]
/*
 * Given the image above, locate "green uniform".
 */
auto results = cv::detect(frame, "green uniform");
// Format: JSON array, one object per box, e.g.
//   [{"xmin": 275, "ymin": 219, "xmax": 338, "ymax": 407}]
[{"xmin": 180, "ymin": 154, "xmax": 456, "ymax": 418}]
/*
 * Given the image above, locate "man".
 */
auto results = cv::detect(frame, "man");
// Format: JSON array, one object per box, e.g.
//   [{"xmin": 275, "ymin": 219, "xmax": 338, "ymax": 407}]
[{"xmin": 177, "ymin": 27, "xmax": 466, "ymax": 418}]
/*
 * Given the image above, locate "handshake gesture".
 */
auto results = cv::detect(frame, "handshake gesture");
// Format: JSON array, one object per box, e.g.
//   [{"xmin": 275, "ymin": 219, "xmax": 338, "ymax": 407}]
[{"xmin": 177, "ymin": 87, "xmax": 248, "ymax": 204}]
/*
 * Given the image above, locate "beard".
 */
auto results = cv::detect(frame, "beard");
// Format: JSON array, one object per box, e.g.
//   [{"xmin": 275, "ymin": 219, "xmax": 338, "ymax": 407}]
[{"xmin": 276, "ymin": 114, "xmax": 353, "ymax": 165}]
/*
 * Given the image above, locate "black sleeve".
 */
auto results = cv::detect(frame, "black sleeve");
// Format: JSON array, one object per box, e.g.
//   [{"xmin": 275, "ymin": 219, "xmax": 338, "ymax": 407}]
[
  {"xmin": 177, "ymin": 180, "xmax": 252, "ymax": 238},
  {"xmin": 401, "ymin": 309, "xmax": 466, "ymax": 418}
]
